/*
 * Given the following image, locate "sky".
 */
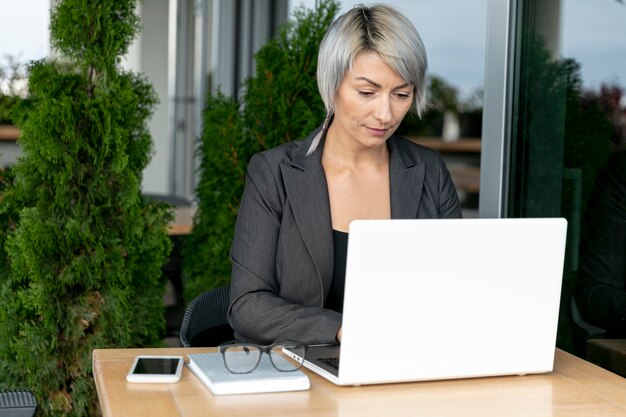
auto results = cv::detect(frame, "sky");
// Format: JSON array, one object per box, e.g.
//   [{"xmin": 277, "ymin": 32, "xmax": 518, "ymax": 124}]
[
  {"xmin": 0, "ymin": 0, "xmax": 624, "ymax": 101},
  {"xmin": 561, "ymin": 0, "xmax": 626, "ymax": 91},
  {"xmin": 0, "ymin": 0, "xmax": 50, "ymax": 62}
]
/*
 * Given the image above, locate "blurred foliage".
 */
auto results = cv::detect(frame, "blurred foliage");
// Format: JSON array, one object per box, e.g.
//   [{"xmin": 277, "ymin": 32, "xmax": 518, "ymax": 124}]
[
  {"xmin": 0, "ymin": 1, "xmax": 172, "ymax": 416},
  {"xmin": 0, "ymin": 55, "xmax": 27, "ymax": 124},
  {"xmin": 0, "ymin": 166, "xmax": 18, "ymax": 278},
  {"xmin": 508, "ymin": 31, "xmax": 614, "ymax": 218},
  {"xmin": 182, "ymin": 0, "xmax": 339, "ymax": 302},
  {"xmin": 561, "ymin": 60, "xmax": 617, "ymax": 208},
  {"xmin": 0, "ymin": 95, "xmax": 21, "ymax": 125},
  {"xmin": 397, "ymin": 75, "xmax": 483, "ymax": 138}
]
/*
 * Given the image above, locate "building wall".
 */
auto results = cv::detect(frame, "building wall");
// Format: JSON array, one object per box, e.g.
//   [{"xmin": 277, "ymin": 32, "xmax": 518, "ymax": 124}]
[
  {"xmin": 130, "ymin": 0, "xmax": 288, "ymax": 199},
  {"xmin": 135, "ymin": 0, "xmax": 171, "ymax": 196}
]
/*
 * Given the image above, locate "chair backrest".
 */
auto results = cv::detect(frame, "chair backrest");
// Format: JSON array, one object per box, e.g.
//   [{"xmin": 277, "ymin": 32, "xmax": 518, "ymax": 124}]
[
  {"xmin": 570, "ymin": 295, "xmax": 607, "ymax": 356},
  {"xmin": 179, "ymin": 284, "xmax": 233, "ymax": 347},
  {"xmin": 0, "ymin": 390, "xmax": 37, "ymax": 417}
]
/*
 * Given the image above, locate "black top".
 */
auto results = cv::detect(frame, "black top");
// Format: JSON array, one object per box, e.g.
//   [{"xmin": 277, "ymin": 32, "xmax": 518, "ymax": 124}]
[{"xmin": 325, "ymin": 229, "xmax": 349, "ymax": 313}]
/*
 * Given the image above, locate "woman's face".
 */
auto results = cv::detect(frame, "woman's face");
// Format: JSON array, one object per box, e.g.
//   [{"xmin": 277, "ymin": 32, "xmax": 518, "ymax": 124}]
[{"xmin": 330, "ymin": 51, "xmax": 414, "ymax": 150}]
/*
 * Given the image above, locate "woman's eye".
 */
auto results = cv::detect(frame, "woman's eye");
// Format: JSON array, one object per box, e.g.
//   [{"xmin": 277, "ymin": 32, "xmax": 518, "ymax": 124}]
[
  {"xmin": 358, "ymin": 90, "xmax": 375, "ymax": 97},
  {"xmin": 395, "ymin": 92, "xmax": 411, "ymax": 100}
]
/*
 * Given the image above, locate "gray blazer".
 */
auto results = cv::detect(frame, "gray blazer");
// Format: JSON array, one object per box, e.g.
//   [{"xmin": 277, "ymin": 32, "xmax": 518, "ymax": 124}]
[{"xmin": 228, "ymin": 128, "xmax": 462, "ymax": 345}]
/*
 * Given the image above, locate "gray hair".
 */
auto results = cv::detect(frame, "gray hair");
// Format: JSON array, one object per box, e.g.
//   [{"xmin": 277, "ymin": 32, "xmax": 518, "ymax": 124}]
[{"xmin": 308, "ymin": 4, "xmax": 428, "ymax": 155}]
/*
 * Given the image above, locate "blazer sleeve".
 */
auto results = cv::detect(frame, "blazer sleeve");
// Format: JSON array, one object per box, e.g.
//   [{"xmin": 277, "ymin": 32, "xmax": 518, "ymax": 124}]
[
  {"xmin": 228, "ymin": 153, "xmax": 342, "ymax": 345},
  {"xmin": 437, "ymin": 153, "xmax": 463, "ymax": 219}
]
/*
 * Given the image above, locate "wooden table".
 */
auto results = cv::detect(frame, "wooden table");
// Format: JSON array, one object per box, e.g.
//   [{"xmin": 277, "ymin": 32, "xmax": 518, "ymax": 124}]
[
  {"xmin": 408, "ymin": 137, "xmax": 482, "ymax": 153},
  {"xmin": 0, "ymin": 125, "xmax": 20, "ymax": 168},
  {"xmin": 168, "ymin": 206, "xmax": 194, "ymax": 236},
  {"xmin": 93, "ymin": 347, "xmax": 626, "ymax": 417},
  {"xmin": 0, "ymin": 125, "xmax": 20, "ymax": 141},
  {"xmin": 587, "ymin": 339, "xmax": 626, "ymax": 378},
  {"xmin": 407, "ymin": 137, "xmax": 481, "ymax": 194}
]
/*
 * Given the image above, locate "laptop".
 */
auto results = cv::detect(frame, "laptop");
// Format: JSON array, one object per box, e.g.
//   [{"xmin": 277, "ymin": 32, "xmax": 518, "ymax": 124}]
[{"xmin": 284, "ymin": 218, "xmax": 567, "ymax": 386}]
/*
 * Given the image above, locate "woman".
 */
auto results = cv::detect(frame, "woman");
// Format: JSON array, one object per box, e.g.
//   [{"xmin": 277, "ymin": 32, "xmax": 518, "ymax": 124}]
[{"xmin": 228, "ymin": 4, "xmax": 462, "ymax": 345}]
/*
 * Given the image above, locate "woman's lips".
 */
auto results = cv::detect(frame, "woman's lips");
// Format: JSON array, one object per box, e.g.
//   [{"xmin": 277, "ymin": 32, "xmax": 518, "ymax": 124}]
[{"xmin": 365, "ymin": 126, "xmax": 389, "ymax": 137}]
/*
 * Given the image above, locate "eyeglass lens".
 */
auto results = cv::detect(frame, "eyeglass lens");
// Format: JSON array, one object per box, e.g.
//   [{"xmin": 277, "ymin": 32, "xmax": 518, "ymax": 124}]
[
  {"xmin": 223, "ymin": 345, "xmax": 262, "ymax": 373},
  {"xmin": 270, "ymin": 343, "xmax": 305, "ymax": 371},
  {"xmin": 222, "ymin": 343, "xmax": 306, "ymax": 373}
]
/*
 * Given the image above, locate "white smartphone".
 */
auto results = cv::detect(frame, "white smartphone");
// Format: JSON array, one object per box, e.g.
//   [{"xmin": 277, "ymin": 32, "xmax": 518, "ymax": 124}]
[{"xmin": 126, "ymin": 355, "xmax": 184, "ymax": 383}]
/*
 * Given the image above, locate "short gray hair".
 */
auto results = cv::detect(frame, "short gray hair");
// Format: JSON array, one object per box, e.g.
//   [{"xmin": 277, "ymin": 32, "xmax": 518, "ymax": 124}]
[{"xmin": 309, "ymin": 4, "xmax": 428, "ymax": 154}]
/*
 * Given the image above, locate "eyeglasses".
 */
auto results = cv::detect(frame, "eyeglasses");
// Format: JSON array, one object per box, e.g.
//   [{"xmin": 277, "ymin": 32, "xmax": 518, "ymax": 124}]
[{"xmin": 218, "ymin": 340, "xmax": 307, "ymax": 374}]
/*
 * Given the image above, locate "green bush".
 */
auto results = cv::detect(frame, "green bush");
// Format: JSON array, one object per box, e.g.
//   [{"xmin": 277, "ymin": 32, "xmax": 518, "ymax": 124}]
[
  {"xmin": 0, "ymin": 95, "xmax": 21, "ymax": 125},
  {"xmin": 0, "ymin": 56, "xmax": 27, "ymax": 124},
  {"xmin": 0, "ymin": 1, "xmax": 172, "ymax": 416},
  {"xmin": 0, "ymin": 166, "xmax": 17, "ymax": 278},
  {"xmin": 182, "ymin": 0, "xmax": 339, "ymax": 302}
]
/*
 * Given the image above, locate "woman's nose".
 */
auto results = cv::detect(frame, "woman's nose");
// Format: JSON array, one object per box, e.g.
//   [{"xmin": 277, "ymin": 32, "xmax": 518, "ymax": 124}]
[{"xmin": 373, "ymin": 96, "xmax": 393, "ymax": 125}]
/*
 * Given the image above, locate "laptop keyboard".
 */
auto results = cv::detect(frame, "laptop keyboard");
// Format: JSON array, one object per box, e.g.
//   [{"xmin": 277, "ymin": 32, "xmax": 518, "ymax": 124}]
[{"xmin": 318, "ymin": 356, "xmax": 340, "ymax": 370}]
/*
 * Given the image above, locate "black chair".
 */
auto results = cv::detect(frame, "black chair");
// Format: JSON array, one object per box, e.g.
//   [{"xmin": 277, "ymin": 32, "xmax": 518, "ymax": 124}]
[
  {"xmin": 180, "ymin": 284, "xmax": 233, "ymax": 347},
  {"xmin": 0, "ymin": 391, "xmax": 37, "ymax": 417},
  {"xmin": 570, "ymin": 295, "xmax": 607, "ymax": 356}
]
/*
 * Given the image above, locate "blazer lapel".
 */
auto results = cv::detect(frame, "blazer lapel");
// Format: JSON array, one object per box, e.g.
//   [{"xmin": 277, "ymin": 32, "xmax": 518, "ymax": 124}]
[
  {"xmin": 280, "ymin": 137, "xmax": 334, "ymax": 303},
  {"xmin": 277, "ymin": 134, "xmax": 424, "ymax": 304},
  {"xmin": 389, "ymin": 136, "xmax": 425, "ymax": 219}
]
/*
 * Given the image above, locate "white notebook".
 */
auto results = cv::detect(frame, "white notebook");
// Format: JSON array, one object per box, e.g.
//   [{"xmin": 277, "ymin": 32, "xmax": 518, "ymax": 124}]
[{"xmin": 187, "ymin": 352, "xmax": 310, "ymax": 395}]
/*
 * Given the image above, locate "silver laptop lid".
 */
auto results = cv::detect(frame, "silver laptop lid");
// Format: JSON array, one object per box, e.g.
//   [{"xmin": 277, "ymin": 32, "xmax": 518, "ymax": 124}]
[{"xmin": 336, "ymin": 218, "xmax": 567, "ymax": 385}]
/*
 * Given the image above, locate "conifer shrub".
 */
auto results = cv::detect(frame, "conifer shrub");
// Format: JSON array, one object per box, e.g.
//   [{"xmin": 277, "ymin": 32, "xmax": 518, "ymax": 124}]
[
  {"xmin": 0, "ymin": 1, "xmax": 172, "ymax": 415},
  {"xmin": 0, "ymin": 166, "xmax": 17, "ymax": 278},
  {"xmin": 182, "ymin": 0, "xmax": 339, "ymax": 302}
]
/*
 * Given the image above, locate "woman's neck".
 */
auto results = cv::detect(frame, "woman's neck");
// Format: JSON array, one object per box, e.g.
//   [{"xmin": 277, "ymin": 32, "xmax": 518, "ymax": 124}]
[{"xmin": 322, "ymin": 126, "xmax": 389, "ymax": 171}]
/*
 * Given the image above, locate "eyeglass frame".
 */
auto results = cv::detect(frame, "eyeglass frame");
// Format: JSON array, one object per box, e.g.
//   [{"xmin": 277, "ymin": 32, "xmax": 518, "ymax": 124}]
[{"xmin": 217, "ymin": 340, "xmax": 308, "ymax": 374}]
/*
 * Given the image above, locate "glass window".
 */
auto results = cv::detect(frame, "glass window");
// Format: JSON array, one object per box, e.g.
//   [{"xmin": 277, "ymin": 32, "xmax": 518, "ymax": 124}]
[{"xmin": 508, "ymin": 0, "xmax": 626, "ymax": 355}]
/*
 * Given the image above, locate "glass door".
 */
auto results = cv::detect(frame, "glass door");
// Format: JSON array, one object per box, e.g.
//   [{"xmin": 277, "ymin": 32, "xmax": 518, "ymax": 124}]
[{"xmin": 507, "ymin": 0, "xmax": 626, "ymax": 355}]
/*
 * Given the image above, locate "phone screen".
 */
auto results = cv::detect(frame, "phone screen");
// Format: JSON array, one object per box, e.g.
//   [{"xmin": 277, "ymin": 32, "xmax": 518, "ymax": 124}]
[{"xmin": 133, "ymin": 357, "xmax": 181, "ymax": 375}]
